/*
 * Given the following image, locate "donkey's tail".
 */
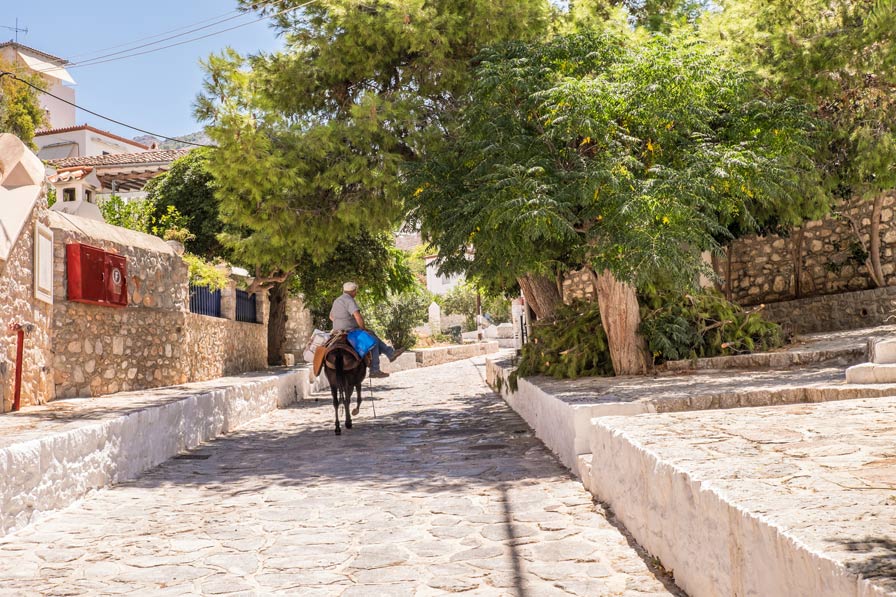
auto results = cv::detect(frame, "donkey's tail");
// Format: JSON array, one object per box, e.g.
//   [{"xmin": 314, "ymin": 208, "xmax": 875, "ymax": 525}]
[{"xmin": 335, "ymin": 352, "xmax": 345, "ymax": 387}]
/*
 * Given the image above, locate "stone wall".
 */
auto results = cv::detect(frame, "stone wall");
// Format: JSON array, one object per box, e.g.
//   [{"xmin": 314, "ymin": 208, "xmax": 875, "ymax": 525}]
[
  {"xmin": 717, "ymin": 194, "xmax": 896, "ymax": 306},
  {"xmin": 760, "ymin": 286, "xmax": 896, "ymax": 335},
  {"xmin": 0, "ymin": 203, "xmax": 54, "ymax": 411},
  {"xmin": 49, "ymin": 212, "xmax": 268, "ymax": 399},
  {"xmin": 562, "ymin": 269, "xmax": 595, "ymax": 304},
  {"xmin": 182, "ymin": 314, "xmax": 267, "ymax": 380}
]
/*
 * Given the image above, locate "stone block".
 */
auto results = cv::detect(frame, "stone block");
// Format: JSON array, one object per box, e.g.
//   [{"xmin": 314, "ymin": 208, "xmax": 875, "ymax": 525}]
[
  {"xmin": 846, "ymin": 362, "xmax": 896, "ymax": 384},
  {"xmin": 868, "ymin": 338, "xmax": 896, "ymax": 364}
]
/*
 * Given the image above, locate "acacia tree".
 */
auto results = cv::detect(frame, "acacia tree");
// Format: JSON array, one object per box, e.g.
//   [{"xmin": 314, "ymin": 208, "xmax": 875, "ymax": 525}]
[
  {"xmin": 196, "ymin": 0, "xmax": 549, "ymax": 293},
  {"xmin": 704, "ymin": 0, "xmax": 896, "ymax": 287},
  {"xmin": 409, "ymin": 32, "xmax": 821, "ymax": 374}
]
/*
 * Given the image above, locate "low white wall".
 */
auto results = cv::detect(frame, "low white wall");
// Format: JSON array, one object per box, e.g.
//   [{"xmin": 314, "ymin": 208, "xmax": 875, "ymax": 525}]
[
  {"xmin": 487, "ymin": 357, "xmax": 652, "ymax": 474},
  {"xmin": 587, "ymin": 421, "xmax": 881, "ymax": 597},
  {"xmin": 0, "ymin": 367, "xmax": 305, "ymax": 537},
  {"xmin": 416, "ymin": 341, "xmax": 499, "ymax": 367}
]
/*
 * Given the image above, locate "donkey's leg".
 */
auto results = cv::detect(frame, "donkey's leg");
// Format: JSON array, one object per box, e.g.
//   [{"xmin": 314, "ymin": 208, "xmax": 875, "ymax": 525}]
[
  {"xmin": 352, "ymin": 382, "xmax": 362, "ymax": 416},
  {"xmin": 344, "ymin": 384, "xmax": 353, "ymax": 429},
  {"xmin": 331, "ymin": 384, "xmax": 341, "ymax": 435}
]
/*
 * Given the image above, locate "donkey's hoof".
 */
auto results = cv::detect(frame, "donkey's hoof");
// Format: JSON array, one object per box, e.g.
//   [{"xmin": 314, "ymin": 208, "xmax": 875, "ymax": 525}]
[
  {"xmin": 335, "ymin": 427, "xmax": 341, "ymax": 435},
  {"xmin": 351, "ymin": 407, "xmax": 360, "ymax": 416},
  {"xmin": 346, "ymin": 420, "xmax": 353, "ymax": 429}
]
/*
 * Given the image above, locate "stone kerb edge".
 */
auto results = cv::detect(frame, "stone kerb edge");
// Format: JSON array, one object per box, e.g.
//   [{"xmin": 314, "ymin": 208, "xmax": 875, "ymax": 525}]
[
  {"xmin": 0, "ymin": 368, "xmax": 304, "ymax": 538},
  {"xmin": 486, "ymin": 357, "xmax": 580, "ymax": 471},
  {"xmin": 586, "ymin": 420, "xmax": 886, "ymax": 597}
]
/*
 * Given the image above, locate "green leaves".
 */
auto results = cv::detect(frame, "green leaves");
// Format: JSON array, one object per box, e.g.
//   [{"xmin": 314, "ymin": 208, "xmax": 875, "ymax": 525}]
[
  {"xmin": 199, "ymin": 0, "xmax": 550, "ymax": 280},
  {"xmin": 410, "ymin": 31, "xmax": 820, "ymax": 294}
]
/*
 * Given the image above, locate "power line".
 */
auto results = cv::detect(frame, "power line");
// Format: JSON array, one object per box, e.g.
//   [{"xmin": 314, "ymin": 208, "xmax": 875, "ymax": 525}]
[
  {"xmin": 65, "ymin": 0, "xmax": 316, "ymax": 71},
  {"xmin": 27, "ymin": 0, "xmax": 313, "ymax": 75},
  {"xmin": 26, "ymin": 0, "xmax": 292, "ymax": 76},
  {"xmin": 63, "ymin": 0, "xmax": 293, "ymax": 69},
  {"xmin": 62, "ymin": 5, "xmax": 261, "ymax": 62},
  {"xmin": 0, "ymin": 71, "xmax": 214, "ymax": 148}
]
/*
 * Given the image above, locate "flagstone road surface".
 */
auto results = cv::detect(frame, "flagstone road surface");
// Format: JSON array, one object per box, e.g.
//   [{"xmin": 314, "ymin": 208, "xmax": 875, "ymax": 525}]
[{"xmin": 0, "ymin": 357, "xmax": 680, "ymax": 596}]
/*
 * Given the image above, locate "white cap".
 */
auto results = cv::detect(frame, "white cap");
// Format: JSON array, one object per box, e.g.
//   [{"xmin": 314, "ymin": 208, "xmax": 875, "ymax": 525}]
[{"xmin": 343, "ymin": 281, "xmax": 358, "ymax": 292}]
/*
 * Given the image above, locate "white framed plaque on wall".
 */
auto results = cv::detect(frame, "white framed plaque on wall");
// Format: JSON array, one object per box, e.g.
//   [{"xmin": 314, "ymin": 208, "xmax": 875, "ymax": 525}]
[{"xmin": 34, "ymin": 220, "xmax": 53, "ymax": 305}]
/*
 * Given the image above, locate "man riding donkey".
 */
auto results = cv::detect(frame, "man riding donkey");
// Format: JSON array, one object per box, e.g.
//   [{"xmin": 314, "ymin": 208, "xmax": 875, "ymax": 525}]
[{"xmin": 328, "ymin": 281, "xmax": 404, "ymax": 378}]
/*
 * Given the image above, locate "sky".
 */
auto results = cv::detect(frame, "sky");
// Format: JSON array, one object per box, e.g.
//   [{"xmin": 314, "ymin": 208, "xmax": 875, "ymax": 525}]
[{"xmin": 2, "ymin": 1, "xmax": 284, "ymax": 141}]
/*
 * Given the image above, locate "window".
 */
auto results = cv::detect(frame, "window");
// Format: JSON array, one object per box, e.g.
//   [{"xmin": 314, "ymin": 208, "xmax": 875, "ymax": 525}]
[
  {"xmin": 84, "ymin": 189, "xmax": 93, "ymax": 203},
  {"xmin": 62, "ymin": 188, "xmax": 76, "ymax": 202}
]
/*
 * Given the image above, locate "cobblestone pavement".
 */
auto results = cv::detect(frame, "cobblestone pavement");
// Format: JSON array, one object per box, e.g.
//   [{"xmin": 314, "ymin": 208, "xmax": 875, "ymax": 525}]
[{"xmin": 0, "ymin": 357, "xmax": 680, "ymax": 596}]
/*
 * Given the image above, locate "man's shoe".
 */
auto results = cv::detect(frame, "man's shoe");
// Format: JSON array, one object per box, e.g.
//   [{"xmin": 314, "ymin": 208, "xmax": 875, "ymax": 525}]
[
  {"xmin": 388, "ymin": 348, "xmax": 406, "ymax": 362},
  {"xmin": 369, "ymin": 370, "xmax": 390, "ymax": 379}
]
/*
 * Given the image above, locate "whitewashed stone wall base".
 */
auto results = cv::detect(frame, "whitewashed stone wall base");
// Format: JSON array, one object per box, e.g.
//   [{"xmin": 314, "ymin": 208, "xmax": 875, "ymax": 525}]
[
  {"xmin": 587, "ymin": 418, "xmax": 892, "ymax": 597},
  {"xmin": 0, "ymin": 368, "xmax": 304, "ymax": 537}
]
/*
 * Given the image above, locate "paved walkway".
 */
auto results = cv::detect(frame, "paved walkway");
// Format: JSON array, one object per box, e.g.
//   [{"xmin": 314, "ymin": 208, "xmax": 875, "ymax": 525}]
[{"xmin": 0, "ymin": 357, "xmax": 679, "ymax": 596}]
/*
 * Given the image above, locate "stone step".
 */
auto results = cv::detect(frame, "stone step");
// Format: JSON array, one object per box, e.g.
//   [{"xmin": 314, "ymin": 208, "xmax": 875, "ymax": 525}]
[
  {"xmin": 661, "ymin": 345, "xmax": 865, "ymax": 372},
  {"xmin": 868, "ymin": 337, "xmax": 896, "ymax": 364},
  {"xmin": 846, "ymin": 362, "xmax": 896, "ymax": 384},
  {"xmin": 0, "ymin": 367, "xmax": 308, "ymax": 538},
  {"xmin": 586, "ymin": 397, "xmax": 896, "ymax": 597}
]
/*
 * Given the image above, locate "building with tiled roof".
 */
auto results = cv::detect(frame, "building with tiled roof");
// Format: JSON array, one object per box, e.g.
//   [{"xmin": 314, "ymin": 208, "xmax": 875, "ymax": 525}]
[
  {"xmin": 47, "ymin": 148, "xmax": 192, "ymax": 194},
  {"xmin": 46, "ymin": 149, "xmax": 194, "ymax": 222},
  {"xmin": 0, "ymin": 41, "xmax": 76, "ymax": 129},
  {"xmin": 35, "ymin": 124, "xmax": 155, "ymax": 161}
]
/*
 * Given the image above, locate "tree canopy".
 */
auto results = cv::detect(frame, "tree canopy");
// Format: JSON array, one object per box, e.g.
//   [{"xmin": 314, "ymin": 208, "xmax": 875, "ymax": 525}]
[
  {"xmin": 197, "ymin": 0, "xmax": 550, "ymax": 285},
  {"xmin": 0, "ymin": 61, "xmax": 46, "ymax": 149},
  {"xmin": 409, "ymin": 32, "xmax": 823, "ymax": 295},
  {"xmin": 144, "ymin": 148, "xmax": 224, "ymax": 259}
]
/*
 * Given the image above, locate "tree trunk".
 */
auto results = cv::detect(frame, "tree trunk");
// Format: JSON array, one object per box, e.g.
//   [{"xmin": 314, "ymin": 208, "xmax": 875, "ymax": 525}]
[
  {"xmin": 790, "ymin": 227, "xmax": 804, "ymax": 299},
  {"xmin": 267, "ymin": 281, "xmax": 288, "ymax": 366},
  {"xmin": 869, "ymin": 194, "xmax": 885, "ymax": 287},
  {"xmin": 587, "ymin": 268, "xmax": 650, "ymax": 376},
  {"xmin": 517, "ymin": 273, "xmax": 563, "ymax": 320}
]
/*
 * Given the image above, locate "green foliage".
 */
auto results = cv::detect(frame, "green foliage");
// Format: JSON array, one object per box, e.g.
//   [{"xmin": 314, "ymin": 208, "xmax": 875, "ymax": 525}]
[
  {"xmin": 152, "ymin": 204, "xmax": 192, "ymax": 241},
  {"xmin": 705, "ymin": 0, "xmax": 896, "ymax": 199},
  {"xmin": 438, "ymin": 282, "xmax": 512, "ymax": 329},
  {"xmin": 639, "ymin": 291, "xmax": 785, "ymax": 363},
  {"xmin": 290, "ymin": 231, "xmax": 416, "ymax": 329},
  {"xmin": 362, "ymin": 288, "xmax": 430, "ymax": 350},
  {"xmin": 182, "ymin": 253, "xmax": 229, "ymax": 290},
  {"xmin": 144, "ymin": 148, "xmax": 223, "ymax": 258},
  {"xmin": 99, "ymin": 196, "xmax": 156, "ymax": 233},
  {"xmin": 0, "ymin": 59, "xmax": 46, "ymax": 148},
  {"xmin": 514, "ymin": 301, "xmax": 614, "ymax": 381},
  {"xmin": 99, "ymin": 196, "xmax": 196, "ymax": 247},
  {"xmin": 512, "ymin": 291, "xmax": 785, "ymax": 382},
  {"xmin": 440, "ymin": 283, "xmax": 479, "ymax": 329},
  {"xmin": 409, "ymin": 31, "xmax": 823, "ymax": 297},
  {"xmin": 198, "ymin": 0, "xmax": 550, "ymax": 282},
  {"xmin": 46, "ymin": 186, "xmax": 56, "ymax": 207}
]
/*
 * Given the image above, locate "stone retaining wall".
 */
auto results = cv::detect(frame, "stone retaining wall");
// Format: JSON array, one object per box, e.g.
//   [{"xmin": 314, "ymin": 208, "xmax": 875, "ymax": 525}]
[
  {"xmin": 415, "ymin": 341, "xmax": 500, "ymax": 367},
  {"xmin": 49, "ymin": 212, "xmax": 268, "ymax": 399},
  {"xmin": 760, "ymin": 285, "xmax": 896, "ymax": 334},
  {"xmin": 717, "ymin": 194, "xmax": 896, "ymax": 306},
  {"xmin": 284, "ymin": 296, "xmax": 313, "ymax": 360}
]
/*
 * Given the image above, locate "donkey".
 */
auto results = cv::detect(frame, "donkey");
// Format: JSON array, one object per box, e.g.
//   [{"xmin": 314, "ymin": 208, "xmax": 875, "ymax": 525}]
[{"xmin": 323, "ymin": 342, "xmax": 367, "ymax": 435}]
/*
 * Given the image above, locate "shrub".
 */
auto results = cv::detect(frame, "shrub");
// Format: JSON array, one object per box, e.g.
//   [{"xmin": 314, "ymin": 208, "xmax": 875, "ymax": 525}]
[
  {"xmin": 511, "ymin": 291, "xmax": 786, "ymax": 384},
  {"xmin": 363, "ymin": 289, "xmax": 430, "ymax": 349},
  {"xmin": 640, "ymin": 291, "xmax": 785, "ymax": 364},
  {"xmin": 182, "ymin": 253, "xmax": 229, "ymax": 290}
]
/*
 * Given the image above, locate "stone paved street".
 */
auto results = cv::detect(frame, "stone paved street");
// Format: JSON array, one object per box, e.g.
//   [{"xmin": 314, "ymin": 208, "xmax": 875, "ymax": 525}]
[{"xmin": 0, "ymin": 357, "xmax": 680, "ymax": 596}]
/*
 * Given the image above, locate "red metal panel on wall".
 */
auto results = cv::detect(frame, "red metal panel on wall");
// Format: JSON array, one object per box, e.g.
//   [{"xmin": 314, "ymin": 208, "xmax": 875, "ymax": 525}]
[
  {"xmin": 104, "ymin": 253, "xmax": 128, "ymax": 306},
  {"xmin": 66, "ymin": 243, "xmax": 128, "ymax": 307}
]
